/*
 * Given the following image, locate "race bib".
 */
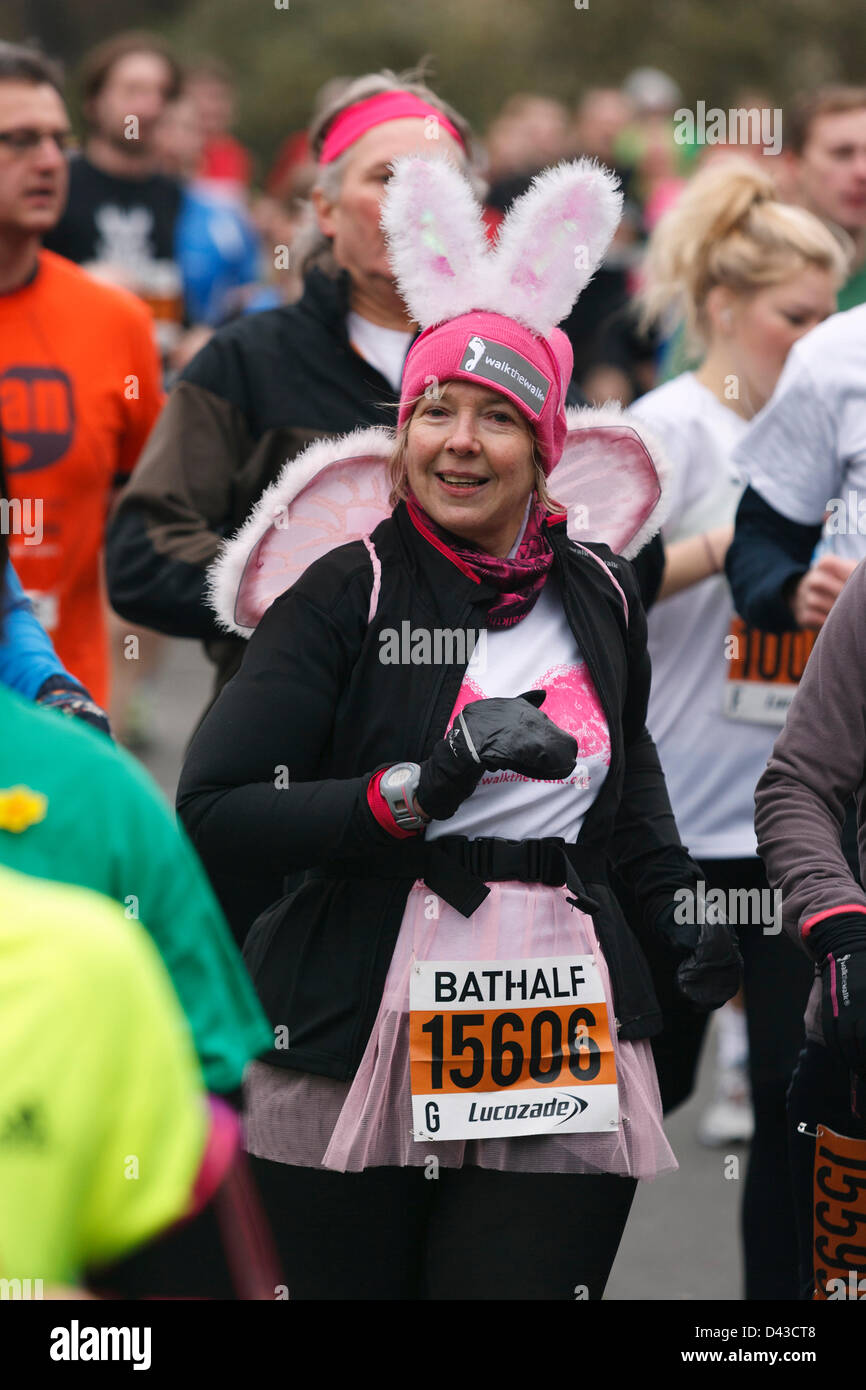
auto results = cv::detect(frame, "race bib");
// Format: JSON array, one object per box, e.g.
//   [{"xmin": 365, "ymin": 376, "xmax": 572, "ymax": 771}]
[
  {"xmin": 811, "ymin": 1124, "xmax": 866, "ymax": 1299},
  {"xmin": 409, "ymin": 954, "xmax": 618, "ymax": 1142},
  {"xmin": 724, "ymin": 616, "xmax": 816, "ymax": 727},
  {"xmin": 23, "ymin": 589, "xmax": 58, "ymax": 633}
]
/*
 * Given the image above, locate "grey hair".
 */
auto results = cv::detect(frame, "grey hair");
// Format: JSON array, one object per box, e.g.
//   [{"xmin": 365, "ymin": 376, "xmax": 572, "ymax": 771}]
[
  {"xmin": 293, "ymin": 65, "xmax": 482, "ymax": 277},
  {"xmin": 0, "ymin": 40, "xmax": 63, "ymax": 93}
]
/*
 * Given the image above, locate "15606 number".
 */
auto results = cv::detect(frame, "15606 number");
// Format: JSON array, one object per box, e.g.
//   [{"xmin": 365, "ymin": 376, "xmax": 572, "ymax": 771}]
[{"xmin": 419, "ymin": 1007, "xmax": 601, "ymax": 1091}]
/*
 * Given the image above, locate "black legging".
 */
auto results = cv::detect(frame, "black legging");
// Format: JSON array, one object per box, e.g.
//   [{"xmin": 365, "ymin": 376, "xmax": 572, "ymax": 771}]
[
  {"xmin": 636, "ymin": 856, "xmax": 812, "ymax": 1297},
  {"xmin": 701, "ymin": 857, "xmax": 814, "ymax": 1301},
  {"xmin": 248, "ymin": 1155, "xmax": 636, "ymax": 1300}
]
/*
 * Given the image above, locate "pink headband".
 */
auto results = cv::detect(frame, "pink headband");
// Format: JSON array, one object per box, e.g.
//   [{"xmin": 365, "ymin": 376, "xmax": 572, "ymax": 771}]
[{"xmin": 319, "ymin": 91, "xmax": 466, "ymax": 165}]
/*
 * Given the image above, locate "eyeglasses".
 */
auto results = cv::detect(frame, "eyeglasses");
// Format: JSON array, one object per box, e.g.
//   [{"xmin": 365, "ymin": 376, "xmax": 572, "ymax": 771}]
[{"xmin": 0, "ymin": 129, "xmax": 75, "ymax": 156}]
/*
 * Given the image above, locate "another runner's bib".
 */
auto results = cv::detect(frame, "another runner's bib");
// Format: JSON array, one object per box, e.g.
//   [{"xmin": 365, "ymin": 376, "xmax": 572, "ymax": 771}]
[
  {"xmin": 24, "ymin": 589, "xmax": 59, "ymax": 633},
  {"xmin": 811, "ymin": 1124, "xmax": 866, "ymax": 1299},
  {"xmin": 724, "ymin": 616, "xmax": 816, "ymax": 728},
  {"xmin": 410, "ymin": 955, "xmax": 618, "ymax": 1141}
]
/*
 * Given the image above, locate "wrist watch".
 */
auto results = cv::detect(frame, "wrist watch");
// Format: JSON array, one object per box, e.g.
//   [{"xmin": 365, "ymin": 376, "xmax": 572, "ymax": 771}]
[{"xmin": 379, "ymin": 762, "xmax": 430, "ymax": 831}]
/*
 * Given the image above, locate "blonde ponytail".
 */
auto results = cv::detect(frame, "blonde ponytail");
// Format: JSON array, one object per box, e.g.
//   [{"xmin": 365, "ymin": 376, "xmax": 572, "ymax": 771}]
[{"xmin": 638, "ymin": 158, "xmax": 850, "ymax": 349}]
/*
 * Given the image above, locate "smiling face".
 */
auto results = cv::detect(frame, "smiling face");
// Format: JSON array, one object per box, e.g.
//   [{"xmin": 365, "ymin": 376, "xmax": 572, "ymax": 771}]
[{"xmin": 404, "ymin": 380, "xmax": 537, "ymax": 556}]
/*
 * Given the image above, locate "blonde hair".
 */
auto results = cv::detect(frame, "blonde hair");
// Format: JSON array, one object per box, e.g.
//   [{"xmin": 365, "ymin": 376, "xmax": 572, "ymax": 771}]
[
  {"xmin": 293, "ymin": 65, "xmax": 481, "ymax": 275},
  {"xmin": 387, "ymin": 393, "xmax": 565, "ymax": 514},
  {"xmin": 638, "ymin": 158, "xmax": 851, "ymax": 351}
]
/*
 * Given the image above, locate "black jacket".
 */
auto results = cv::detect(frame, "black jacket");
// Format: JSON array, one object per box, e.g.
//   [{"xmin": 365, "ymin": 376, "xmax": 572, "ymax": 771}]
[
  {"xmin": 177, "ymin": 502, "xmax": 702, "ymax": 1082},
  {"xmin": 726, "ymin": 485, "xmax": 822, "ymax": 633}
]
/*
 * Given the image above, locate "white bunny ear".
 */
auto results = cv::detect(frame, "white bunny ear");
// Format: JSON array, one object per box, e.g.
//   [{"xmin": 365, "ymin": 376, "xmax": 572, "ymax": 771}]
[
  {"xmin": 487, "ymin": 160, "xmax": 623, "ymax": 335},
  {"xmin": 380, "ymin": 155, "xmax": 491, "ymax": 328}
]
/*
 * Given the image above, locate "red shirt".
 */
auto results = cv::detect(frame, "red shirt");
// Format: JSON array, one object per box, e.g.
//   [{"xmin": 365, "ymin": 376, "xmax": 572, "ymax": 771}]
[
  {"xmin": 198, "ymin": 135, "xmax": 252, "ymax": 188},
  {"xmin": 0, "ymin": 250, "xmax": 163, "ymax": 705}
]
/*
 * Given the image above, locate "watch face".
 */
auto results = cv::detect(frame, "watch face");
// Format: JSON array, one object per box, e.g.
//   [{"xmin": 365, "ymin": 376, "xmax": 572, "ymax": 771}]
[
  {"xmin": 386, "ymin": 772, "xmax": 414, "ymax": 795},
  {"xmin": 386, "ymin": 766, "xmax": 411, "ymax": 788}
]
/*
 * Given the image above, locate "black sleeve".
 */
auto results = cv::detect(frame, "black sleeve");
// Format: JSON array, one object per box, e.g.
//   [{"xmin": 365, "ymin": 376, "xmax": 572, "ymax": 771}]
[
  {"xmin": 105, "ymin": 371, "xmax": 256, "ymax": 640},
  {"xmin": 176, "ymin": 554, "xmax": 407, "ymax": 881},
  {"xmin": 628, "ymin": 532, "xmax": 665, "ymax": 611},
  {"xmin": 606, "ymin": 559, "xmax": 702, "ymax": 926},
  {"xmin": 726, "ymin": 485, "xmax": 823, "ymax": 633},
  {"xmin": 592, "ymin": 300, "xmax": 659, "ymax": 377},
  {"xmin": 106, "ymin": 502, "xmax": 224, "ymax": 639}
]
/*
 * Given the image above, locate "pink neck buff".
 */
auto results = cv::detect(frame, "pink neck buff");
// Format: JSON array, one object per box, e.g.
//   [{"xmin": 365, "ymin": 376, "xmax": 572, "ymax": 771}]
[
  {"xmin": 405, "ymin": 490, "xmax": 555, "ymax": 628},
  {"xmin": 319, "ymin": 91, "xmax": 466, "ymax": 165}
]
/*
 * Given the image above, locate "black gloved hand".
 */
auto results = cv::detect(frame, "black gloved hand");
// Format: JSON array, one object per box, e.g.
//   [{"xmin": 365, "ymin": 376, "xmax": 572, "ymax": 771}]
[
  {"xmin": 416, "ymin": 689, "xmax": 578, "ymax": 822},
  {"xmin": 808, "ymin": 915, "xmax": 866, "ymax": 1073},
  {"xmin": 653, "ymin": 897, "xmax": 742, "ymax": 1011},
  {"xmin": 35, "ymin": 675, "xmax": 112, "ymax": 738}
]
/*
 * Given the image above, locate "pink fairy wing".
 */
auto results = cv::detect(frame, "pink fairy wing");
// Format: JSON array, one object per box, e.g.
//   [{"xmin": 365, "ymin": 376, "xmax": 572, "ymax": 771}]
[
  {"xmin": 548, "ymin": 419, "xmax": 665, "ymax": 560},
  {"xmin": 234, "ymin": 455, "xmax": 392, "ymax": 629}
]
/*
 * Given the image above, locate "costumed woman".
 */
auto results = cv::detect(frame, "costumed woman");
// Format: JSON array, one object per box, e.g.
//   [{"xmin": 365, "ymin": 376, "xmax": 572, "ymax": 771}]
[{"xmin": 177, "ymin": 154, "xmax": 741, "ymax": 1300}]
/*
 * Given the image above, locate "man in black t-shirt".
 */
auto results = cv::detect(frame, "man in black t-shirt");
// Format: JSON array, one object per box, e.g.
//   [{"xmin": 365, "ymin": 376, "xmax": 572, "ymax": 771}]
[
  {"xmin": 44, "ymin": 32, "xmax": 185, "ymax": 357},
  {"xmin": 44, "ymin": 34, "xmax": 189, "ymax": 748}
]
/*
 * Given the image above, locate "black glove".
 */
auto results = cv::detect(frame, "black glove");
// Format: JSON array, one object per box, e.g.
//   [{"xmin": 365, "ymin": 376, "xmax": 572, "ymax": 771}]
[
  {"xmin": 808, "ymin": 915, "xmax": 866, "ymax": 1073},
  {"xmin": 652, "ymin": 897, "xmax": 742, "ymax": 1011},
  {"xmin": 35, "ymin": 675, "xmax": 112, "ymax": 738},
  {"xmin": 416, "ymin": 689, "xmax": 578, "ymax": 822}
]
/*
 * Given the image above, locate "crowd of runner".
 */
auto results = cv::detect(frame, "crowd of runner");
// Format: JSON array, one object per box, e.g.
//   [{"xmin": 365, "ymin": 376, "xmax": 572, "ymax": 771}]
[{"xmin": 2, "ymin": 30, "xmax": 866, "ymax": 1300}]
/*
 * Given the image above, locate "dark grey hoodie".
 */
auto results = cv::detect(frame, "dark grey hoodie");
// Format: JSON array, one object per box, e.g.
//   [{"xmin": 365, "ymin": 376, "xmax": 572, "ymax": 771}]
[{"xmin": 755, "ymin": 558, "xmax": 866, "ymax": 1044}]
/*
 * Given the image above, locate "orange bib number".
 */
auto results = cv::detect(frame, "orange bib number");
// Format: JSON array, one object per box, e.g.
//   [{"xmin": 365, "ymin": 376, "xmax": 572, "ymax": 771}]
[
  {"xmin": 409, "ymin": 955, "xmax": 618, "ymax": 1141},
  {"xmin": 724, "ymin": 616, "xmax": 816, "ymax": 727},
  {"xmin": 812, "ymin": 1124, "xmax": 866, "ymax": 1299}
]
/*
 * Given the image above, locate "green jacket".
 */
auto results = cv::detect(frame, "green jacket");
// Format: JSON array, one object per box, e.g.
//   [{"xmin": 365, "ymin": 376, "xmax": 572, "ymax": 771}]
[{"xmin": 0, "ymin": 683, "xmax": 271, "ymax": 1091}]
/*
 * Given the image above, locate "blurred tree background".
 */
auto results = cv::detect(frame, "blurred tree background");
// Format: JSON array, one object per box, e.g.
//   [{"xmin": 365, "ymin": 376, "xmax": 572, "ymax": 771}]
[{"xmin": 4, "ymin": 0, "xmax": 863, "ymax": 167}]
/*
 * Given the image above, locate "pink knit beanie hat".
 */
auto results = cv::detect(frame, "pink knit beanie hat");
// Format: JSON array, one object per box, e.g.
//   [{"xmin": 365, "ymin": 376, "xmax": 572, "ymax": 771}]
[
  {"xmin": 399, "ymin": 313, "xmax": 574, "ymax": 471},
  {"xmin": 382, "ymin": 156, "xmax": 623, "ymax": 473}
]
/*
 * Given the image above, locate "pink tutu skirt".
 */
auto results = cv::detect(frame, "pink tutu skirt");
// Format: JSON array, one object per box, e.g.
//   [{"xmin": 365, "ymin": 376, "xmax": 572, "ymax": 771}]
[{"xmin": 245, "ymin": 880, "xmax": 677, "ymax": 1180}]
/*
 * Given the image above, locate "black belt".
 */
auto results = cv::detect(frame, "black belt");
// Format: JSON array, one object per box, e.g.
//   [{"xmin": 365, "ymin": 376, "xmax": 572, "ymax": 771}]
[{"xmin": 311, "ymin": 836, "xmax": 605, "ymax": 919}]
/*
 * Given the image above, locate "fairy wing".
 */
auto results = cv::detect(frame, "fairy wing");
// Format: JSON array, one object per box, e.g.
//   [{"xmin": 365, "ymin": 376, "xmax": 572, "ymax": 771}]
[
  {"xmin": 207, "ymin": 428, "xmax": 393, "ymax": 636},
  {"xmin": 549, "ymin": 406, "xmax": 673, "ymax": 559},
  {"xmin": 233, "ymin": 455, "xmax": 392, "ymax": 630}
]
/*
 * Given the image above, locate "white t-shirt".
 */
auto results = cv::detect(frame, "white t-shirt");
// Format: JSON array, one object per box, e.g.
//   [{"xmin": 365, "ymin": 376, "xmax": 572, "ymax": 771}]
[
  {"xmin": 629, "ymin": 373, "xmax": 778, "ymax": 859},
  {"xmin": 732, "ymin": 303, "xmax": 866, "ymax": 561},
  {"xmin": 346, "ymin": 311, "xmax": 414, "ymax": 392},
  {"xmin": 426, "ymin": 573, "xmax": 611, "ymax": 843}
]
